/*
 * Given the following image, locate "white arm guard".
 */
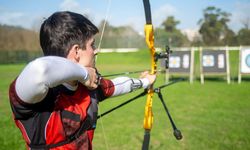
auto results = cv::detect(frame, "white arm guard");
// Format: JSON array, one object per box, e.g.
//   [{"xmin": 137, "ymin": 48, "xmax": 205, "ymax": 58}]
[
  {"xmin": 15, "ymin": 56, "xmax": 88, "ymax": 104},
  {"xmin": 111, "ymin": 77, "xmax": 150, "ymax": 97}
]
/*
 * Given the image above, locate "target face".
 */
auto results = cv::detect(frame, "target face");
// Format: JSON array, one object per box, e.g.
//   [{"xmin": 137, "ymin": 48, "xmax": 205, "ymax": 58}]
[
  {"xmin": 241, "ymin": 49, "xmax": 250, "ymax": 73},
  {"xmin": 218, "ymin": 54, "xmax": 225, "ymax": 68},
  {"xmin": 183, "ymin": 54, "xmax": 190, "ymax": 68},
  {"xmin": 246, "ymin": 54, "xmax": 250, "ymax": 67},
  {"xmin": 203, "ymin": 55, "xmax": 214, "ymax": 67},
  {"xmin": 169, "ymin": 56, "xmax": 181, "ymax": 68}
]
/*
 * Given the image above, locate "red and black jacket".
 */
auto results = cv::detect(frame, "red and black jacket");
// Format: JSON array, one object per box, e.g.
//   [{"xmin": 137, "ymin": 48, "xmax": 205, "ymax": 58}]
[{"xmin": 9, "ymin": 78, "xmax": 114, "ymax": 150}]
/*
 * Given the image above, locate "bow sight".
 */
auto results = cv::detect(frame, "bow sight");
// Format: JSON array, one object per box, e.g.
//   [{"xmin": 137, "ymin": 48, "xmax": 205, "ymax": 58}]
[{"xmin": 155, "ymin": 45, "xmax": 172, "ymax": 69}]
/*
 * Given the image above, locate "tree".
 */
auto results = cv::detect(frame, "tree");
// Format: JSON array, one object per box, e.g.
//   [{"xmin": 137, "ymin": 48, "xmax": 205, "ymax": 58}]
[
  {"xmin": 236, "ymin": 17, "xmax": 250, "ymax": 45},
  {"xmin": 0, "ymin": 24, "xmax": 40, "ymax": 51},
  {"xmin": 237, "ymin": 28, "xmax": 250, "ymax": 45},
  {"xmin": 161, "ymin": 16, "xmax": 180, "ymax": 32},
  {"xmin": 95, "ymin": 20, "xmax": 144, "ymax": 48},
  {"xmin": 155, "ymin": 16, "xmax": 189, "ymax": 47},
  {"xmin": 222, "ymin": 29, "xmax": 238, "ymax": 46},
  {"xmin": 241, "ymin": 17, "xmax": 250, "ymax": 30},
  {"xmin": 198, "ymin": 6, "xmax": 233, "ymax": 46}
]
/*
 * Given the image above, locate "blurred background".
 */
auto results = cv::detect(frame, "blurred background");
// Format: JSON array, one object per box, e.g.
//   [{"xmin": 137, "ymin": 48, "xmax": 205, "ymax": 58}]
[
  {"xmin": 0, "ymin": 0, "xmax": 250, "ymax": 55},
  {"xmin": 0, "ymin": 0, "xmax": 250, "ymax": 150}
]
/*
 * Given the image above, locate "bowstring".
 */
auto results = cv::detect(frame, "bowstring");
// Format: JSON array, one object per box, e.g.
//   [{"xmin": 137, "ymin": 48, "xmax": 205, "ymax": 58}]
[
  {"xmin": 95, "ymin": 0, "xmax": 112, "ymax": 150},
  {"xmin": 95, "ymin": 0, "xmax": 112, "ymax": 61}
]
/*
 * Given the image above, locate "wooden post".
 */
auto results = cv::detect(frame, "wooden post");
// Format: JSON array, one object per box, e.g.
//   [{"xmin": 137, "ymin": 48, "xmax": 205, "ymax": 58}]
[
  {"xmin": 226, "ymin": 46, "xmax": 230, "ymax": 84},
  {"xmin": 200, "ymin": 47, "xmax": 204, "ymax": 84},
  {"xmin": 238, "ymin": 46, "xmax": 242, "ymax": 84},
  {"xmin": 190, "ymin": 47, "xmax": 195, "ymax": 84}
]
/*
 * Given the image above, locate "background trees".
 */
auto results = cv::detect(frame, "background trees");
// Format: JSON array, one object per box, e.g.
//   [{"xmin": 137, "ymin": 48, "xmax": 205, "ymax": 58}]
[
  {"xmin": 197, "ymin": 6, "xmax": 250, "ymax": 46},
  {"xmin": 155, "ymin": 16, "xmax": 189, "ymax": 48},
  {"xmin": 0, "ymin": 25, "xmax": 40, "ymax": 51},
  {"xmin": 198, "ymin": 6, "xmax": 233, "ymax": 46},
  {"xmin": 0, "ymin": 6, "xmax": 250, "ymax": 52},
  {"xmin": 95, "ymin": 20, "xmax": 145, "ymax": 48}
]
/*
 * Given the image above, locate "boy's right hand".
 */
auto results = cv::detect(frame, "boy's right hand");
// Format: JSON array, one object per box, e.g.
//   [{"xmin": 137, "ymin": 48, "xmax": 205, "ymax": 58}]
[{"xmin": 84, "ymin": 67, "xmax": 98, "ymax": 90}]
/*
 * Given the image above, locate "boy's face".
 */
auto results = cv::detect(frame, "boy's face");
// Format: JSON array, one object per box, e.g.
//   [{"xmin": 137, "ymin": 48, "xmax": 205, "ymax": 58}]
[{"xmin": 78, "ymin": 37, "xmax": 98, "ymax": 67}]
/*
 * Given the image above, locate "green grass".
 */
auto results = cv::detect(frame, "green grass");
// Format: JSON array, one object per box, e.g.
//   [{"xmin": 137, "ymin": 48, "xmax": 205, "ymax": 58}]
[
  {"xmin": 0, "ymin": 64, "xmax": 26, "ymax": 150},
  {"xmin": 0, "ymin": 50, "xmax": 250, "ymax": 150}
]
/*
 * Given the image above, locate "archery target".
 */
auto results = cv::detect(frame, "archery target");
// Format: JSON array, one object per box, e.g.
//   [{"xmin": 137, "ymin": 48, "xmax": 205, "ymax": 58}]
[
  {"xmin": 218, "ymin": 54, "xmax": 225, "ymax": 68},
  {"xmin": 169, "ymin": 56, "xmax": 181, "ymax": 68},
  {"xmin": 183, "ymin": 54, "xmax": 190, "ymax": 68},
  {"xmin": 202, "ymin": 50, "xmax": 227, "ymax": 73},
  {"xmin": 167, "ymin": 50, "xmax": 191, "ymax": 73},
  {"xmin": 202, "ymin": 55, "xmax": 214, "ymax": 67},
  {"xmin": 247, "ymin": 55, "xmax": 250, "ymax": 67},
  {"xmin": 241, "ymin": 49, "xmax": 250, "ymax": 73}
]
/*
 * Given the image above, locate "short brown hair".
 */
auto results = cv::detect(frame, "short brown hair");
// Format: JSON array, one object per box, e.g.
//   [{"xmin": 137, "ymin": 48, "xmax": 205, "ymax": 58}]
[{"xmin": 40, "ymin": 11, "xmax": 99, "ymax": 57}]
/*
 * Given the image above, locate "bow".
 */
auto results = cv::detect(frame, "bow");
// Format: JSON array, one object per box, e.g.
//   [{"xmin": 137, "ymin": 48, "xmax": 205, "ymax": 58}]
[
  {"xmin": 141, "ymin": 0, "xmax": 156, "ymax": 149},
  {"xmin": 142, "ymin": 0, "xmax": 183, "ymax": 149},
  {"xmin": 96, "ymin": 1, "xmax": 182, "ymax": 149}
]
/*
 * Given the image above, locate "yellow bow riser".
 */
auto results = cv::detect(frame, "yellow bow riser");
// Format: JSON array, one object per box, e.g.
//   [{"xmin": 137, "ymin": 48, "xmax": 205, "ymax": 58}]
[
  {"xmin": 143, "ymin": 88, "xmax": 154, "ymax": 129},
  {"xmin": 143, "ymin": 24, "xmax": 156, "ymax": 130},
  {"xmin": 144, "ymin": 24, "xmax": 156, "ymax": 75}
]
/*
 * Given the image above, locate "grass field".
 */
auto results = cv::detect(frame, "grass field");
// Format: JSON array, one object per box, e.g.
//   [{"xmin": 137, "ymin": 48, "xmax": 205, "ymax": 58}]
[{"xmin": 0, "ymin": 50, "xmax": 250, "ymax": 150}]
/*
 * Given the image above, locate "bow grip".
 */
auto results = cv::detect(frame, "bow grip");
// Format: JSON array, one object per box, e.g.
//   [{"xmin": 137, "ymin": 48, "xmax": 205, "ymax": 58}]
[{"xmin": 143, "ymin": 88, "xmax": 154, "ymax": 129}]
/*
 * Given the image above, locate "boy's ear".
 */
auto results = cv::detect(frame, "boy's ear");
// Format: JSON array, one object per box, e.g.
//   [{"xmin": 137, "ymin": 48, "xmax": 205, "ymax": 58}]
[{"xmin": 67, "ymin": 44, "xmax": 80, "ymax": 62}]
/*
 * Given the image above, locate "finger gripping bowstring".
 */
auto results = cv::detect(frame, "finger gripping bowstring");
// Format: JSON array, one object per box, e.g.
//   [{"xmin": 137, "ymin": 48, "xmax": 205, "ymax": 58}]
[{"xmin": 142, "ymin": 0, "xmax": 156, "ymax": 150}]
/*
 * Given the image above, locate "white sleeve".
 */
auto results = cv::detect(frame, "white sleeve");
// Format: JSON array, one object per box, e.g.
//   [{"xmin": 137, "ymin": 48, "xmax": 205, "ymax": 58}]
[
  {"xmin": 110, "ymin": 77, "xmax": 150, "ymax": 97},
  {"xmin": 15, "ymin": 56, "xmax": 89, "ymax": 104}
]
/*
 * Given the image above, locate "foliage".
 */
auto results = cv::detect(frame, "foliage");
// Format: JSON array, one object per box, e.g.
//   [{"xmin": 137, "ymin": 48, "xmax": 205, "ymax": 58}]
[
  {"xmin": 0, "ymin": 24, "xmax": 40, "ymax": 51},
  {"xmin": 222, "ymin": 29, "xmax": 238, "ymax": 46},
  {"xmin": 0, "ymin": 51, "xmax": 42, "ymax": 64},
  {"xmin": 237, "ymin": 28, "xmax": 250, "ymax": 45},
  {"xmin": 198, "ymin": 6, "xmax": 233, "ymax": 46},
  {"xmin": 161, "ymin": 16, "xmax": 180, "ymax": 32},
  {"xmin": 1, "ymin": 8, "xmax": 250, "ymax": 52},
  {"xmin": 155, "ymin": 16, "xmax": 189, "ymax": 47},
  {"xmin": 96, "ymin": 20, "xmax": 145, "ymax": 48}
]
